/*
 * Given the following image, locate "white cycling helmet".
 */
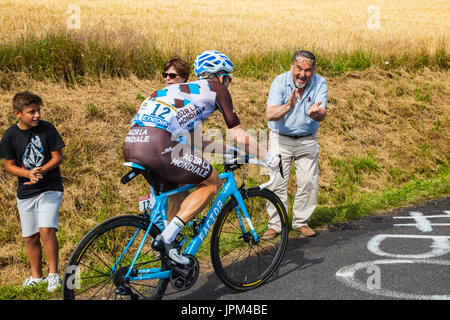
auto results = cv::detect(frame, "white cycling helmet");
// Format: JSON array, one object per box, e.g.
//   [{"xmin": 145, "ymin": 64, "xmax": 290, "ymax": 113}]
[{"xmin": 194, "ymin": 50, "xmax": 233, "ymax": 79}]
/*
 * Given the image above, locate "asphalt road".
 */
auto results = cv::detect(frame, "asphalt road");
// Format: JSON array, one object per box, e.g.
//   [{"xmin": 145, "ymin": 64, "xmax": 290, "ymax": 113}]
[{"xmin": 163, "ymin": 197, "xmax": 450, "ymax": 301}]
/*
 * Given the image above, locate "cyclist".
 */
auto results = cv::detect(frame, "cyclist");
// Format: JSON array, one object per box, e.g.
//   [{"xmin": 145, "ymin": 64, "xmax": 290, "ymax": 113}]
[{"xmin": 123, "ymin": 50, "xmax": 280, "ymax": 264}]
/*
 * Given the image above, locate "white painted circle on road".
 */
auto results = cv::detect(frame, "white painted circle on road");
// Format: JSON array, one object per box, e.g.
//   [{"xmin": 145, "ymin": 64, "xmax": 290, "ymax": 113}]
[{"xmin": 336, "ymin": 259, "xmax": 450, "ymax": 300}]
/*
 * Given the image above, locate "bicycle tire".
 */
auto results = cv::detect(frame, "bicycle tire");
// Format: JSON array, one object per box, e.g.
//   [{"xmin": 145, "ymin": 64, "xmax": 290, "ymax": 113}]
[
  {"xmin": 210, "ymin": 188, "xmax": 288, "ymax": 291},
  {"xmin": 62, "ymin": 215, "xmax": 169, "ymax": 300}
]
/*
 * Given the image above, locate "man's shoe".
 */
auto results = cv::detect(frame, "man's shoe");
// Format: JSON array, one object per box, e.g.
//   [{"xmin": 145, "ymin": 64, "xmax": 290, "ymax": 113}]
[
  {"xmin": 262, "ymin": 228, "xmax": 279, "ymax": 240},
  {"xmin": 295, "ymin": 226, "xmax": 316, "ymax": 237},
  {"xmin": 151, "ymin": 234, "xmax": 190, "ymax": 265}
]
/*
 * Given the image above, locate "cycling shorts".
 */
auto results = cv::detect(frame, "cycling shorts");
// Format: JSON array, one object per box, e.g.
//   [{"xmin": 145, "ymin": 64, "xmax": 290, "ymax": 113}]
[{"xmin": 123, "ymin": 127, "xmax": 213, "ymax": 186}]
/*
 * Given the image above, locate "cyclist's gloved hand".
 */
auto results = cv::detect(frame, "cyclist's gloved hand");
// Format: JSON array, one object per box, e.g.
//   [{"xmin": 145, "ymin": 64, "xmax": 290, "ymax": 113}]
[{"xmin": 263, "ymin": 153, "xmax": 280, "ymax": 171}]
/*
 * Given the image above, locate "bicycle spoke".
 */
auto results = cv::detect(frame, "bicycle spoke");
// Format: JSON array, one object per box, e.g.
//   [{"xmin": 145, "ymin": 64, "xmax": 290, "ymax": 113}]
[
  {"xmin": 129, "ymin": 281, "xmax": 158, "ymax": 289},
  {"xmin": 211, "ymin": 189, "xmax": 288, "ymax": 291},
  {"xmin": 78, "ymin": 274, "xmax": 111, "ymax": 282},
  {"xmin": 128, "ymin": 283, "xmax": 148, "ymax": 299},
  {"xmin": 64, "ymin": 216, "xmax": 168, "ymax": 300},
  {"xmin": 83, "ymin": 247, "xmax": 114, "ymax": 273},
  {"xmin": 105, "ymin": 228, "xmax": 119, "ymax": 264},
  {"xmin": 249, "ymin": 245, "xmax": 262, "ymax": 278},
  {"xmin": 218, "ymin": 238, "xmax": 247, "ymax": 247},
  {"xmin": 74, "ymin": 277, "xmax": 111, "ymax": 299},
  {"xmin": 78, "ymin": 261, "xmax": 111, "ymax": 277}
]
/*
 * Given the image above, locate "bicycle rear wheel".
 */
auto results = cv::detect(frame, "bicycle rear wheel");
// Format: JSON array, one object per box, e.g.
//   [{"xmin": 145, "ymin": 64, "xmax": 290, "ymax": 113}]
[
  {"xmin": 210, "ymin": 188, "xmax": 288, "ymax": 291},
  {"xmin": 62, "ymin": 215, "xmax": 169, "ymax": 300}
]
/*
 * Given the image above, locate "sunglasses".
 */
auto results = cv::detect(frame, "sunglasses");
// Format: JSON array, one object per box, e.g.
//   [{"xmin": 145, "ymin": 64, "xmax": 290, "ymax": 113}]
[
  {"xmin": 217, "ymin": 73, "xmax": 233, "ymax": 79},
  {"xmin": 162, "ymin": 72, "xmax": 179, "ymax": 79}
]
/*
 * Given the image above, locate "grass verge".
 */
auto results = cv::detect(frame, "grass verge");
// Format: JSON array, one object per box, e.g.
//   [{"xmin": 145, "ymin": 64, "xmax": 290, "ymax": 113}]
[
  {"xmin": 0, "ymin": 165, "xmax": 448, "ymax": 300},
  {"xmin": 310, "ymin": 164, "xmax": 449, "ymax": 228},
  {"xmin": 0, "ymin": 33, "xmax": 448, "ymax": 87}
]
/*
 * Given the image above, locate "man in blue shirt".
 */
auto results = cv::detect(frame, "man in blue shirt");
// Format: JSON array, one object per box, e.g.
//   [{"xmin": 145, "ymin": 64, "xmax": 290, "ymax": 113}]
[{"xmin": 264, "ymin": 51, "xmax": 328, "ymax": 239}]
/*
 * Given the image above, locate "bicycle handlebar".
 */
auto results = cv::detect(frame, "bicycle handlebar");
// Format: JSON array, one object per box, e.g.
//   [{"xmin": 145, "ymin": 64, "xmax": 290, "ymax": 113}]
[{"xmin": 222, "ymin": 153, "xmax": 282, "ymax": 190}]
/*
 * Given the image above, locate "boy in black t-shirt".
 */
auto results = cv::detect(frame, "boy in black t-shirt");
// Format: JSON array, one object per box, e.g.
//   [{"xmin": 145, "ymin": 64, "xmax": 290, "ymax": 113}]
[{"xmin": 0, "ymin": 91, "xmax": 65, "ymax": 292}]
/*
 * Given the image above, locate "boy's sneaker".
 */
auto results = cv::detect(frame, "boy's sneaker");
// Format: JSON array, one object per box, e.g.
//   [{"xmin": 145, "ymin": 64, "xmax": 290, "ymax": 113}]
[
  {"xmin": 47, "ymin": 273, "xmax": 62, "ymax": 292},
  {"xmin": 151, "ymin": 234, "xmax": 190, "ymax": 265},
  {"xmin": 23, "ymin": 276, "xmax": 46, "ymax": 288}
]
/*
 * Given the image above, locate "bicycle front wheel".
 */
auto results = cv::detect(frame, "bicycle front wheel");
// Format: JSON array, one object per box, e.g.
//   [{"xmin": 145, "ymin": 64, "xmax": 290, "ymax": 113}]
[
  {"xmin": 210, "ymin": 188, "xmax": 288, "ymax": 291},
  {"xmin": 62, "ymin": 215, "xmax": 169, "ymax": 300}
]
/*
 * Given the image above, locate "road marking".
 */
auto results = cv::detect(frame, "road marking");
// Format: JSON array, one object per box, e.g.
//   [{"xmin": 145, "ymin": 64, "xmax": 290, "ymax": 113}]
[
  {"xmin": 393, "ymin": 211, "xmax": 450, "ymax": 232},
  {"xmin": 336, "ymin": 208, "xmax": 450, "ymax": 299},
  {"xmin": 367, "ymin": 234, "xmax": 450, "ymax": 259},
  {"xmin": 336, "ymin": 259, "xmax": 450, "ymax": 300}
]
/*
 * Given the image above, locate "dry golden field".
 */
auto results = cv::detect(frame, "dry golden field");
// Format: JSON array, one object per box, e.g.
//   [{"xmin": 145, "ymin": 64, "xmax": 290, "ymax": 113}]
[{"xmin": 1, "ymin": 0, "xmax": 449, "ymax": 57}]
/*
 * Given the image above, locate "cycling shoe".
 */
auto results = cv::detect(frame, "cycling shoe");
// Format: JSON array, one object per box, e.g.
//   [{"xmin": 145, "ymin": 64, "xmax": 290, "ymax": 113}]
[{"xmin": 152, "ymin": 234, "xmax": 190, "ymax": 265}]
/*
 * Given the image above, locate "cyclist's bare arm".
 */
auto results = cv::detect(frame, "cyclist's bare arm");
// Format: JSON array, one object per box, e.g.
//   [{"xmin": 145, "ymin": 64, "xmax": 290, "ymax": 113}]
[
  {"xmin": 229, "ymin": 125, "xmax": 267, "ymax": 160},
  {"xmin": 186, "ymin": 125, "xmax": 267, "ymax": 159}
]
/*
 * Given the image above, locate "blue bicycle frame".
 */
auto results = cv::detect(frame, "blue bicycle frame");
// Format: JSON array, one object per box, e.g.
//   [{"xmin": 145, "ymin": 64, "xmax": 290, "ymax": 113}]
[{"xmin": 119, "ymin": 165, "xmax": 260, "ymax": 282}]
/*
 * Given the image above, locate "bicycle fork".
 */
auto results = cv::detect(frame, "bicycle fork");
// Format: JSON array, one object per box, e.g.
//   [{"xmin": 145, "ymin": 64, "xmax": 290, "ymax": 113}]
[{"xmin": 232, "ymin": 190, "xmax": 260, "ymax": 244}]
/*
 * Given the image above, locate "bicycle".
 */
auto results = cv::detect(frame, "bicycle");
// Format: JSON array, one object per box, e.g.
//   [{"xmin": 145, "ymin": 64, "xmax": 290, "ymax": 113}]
[{"xmin": 62, "ymin": 153, "xmax": 288, "ymax": 300}]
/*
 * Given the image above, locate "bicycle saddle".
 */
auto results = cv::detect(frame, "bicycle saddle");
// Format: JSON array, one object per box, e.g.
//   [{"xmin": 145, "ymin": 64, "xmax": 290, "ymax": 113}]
[{"xmin": 121, "ymin": 162, "xmax": 177, "ymax": 195}]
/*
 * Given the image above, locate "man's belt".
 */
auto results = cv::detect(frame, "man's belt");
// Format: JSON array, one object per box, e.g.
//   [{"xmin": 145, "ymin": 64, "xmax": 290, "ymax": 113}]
[{"xmin": 278, "ymin": 132, "xmax": 314, "ymax": 139}]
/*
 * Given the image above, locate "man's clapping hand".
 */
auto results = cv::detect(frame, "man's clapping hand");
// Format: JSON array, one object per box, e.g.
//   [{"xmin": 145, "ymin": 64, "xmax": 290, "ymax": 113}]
[{"xmin": 307, "ymin": 101, "xmax": 326, "ymax": 122}]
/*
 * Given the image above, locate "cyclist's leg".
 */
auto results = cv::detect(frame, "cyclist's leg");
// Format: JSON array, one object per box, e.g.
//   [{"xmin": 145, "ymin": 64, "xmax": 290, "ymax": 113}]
[
  {"xmin": 151, "ymin": 141, "xmax": 221, "ymax": 263},
  {"xmin": 167, "ymin": 190, "xmax": 190, "ymax": 222},
  {"xmin": 176, "ymin": 169, "xmax": 222, "ymax": 223},
  {"xmin": 159, "ymin": 169, "xmax": 221, "ymax": 243},
  {"xmin": 156, "ymin": 170, "xmax": 221, "ymax": 264},
  {"xmin": 156, "ymin": 138, "xmax": 222, "ymax": 225}
]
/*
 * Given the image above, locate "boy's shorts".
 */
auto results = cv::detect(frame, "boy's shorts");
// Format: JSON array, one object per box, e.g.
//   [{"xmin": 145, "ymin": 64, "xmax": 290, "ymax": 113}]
[{"xmin": 17, "ymin": 191, "xmax": 63, "ymax": 238}]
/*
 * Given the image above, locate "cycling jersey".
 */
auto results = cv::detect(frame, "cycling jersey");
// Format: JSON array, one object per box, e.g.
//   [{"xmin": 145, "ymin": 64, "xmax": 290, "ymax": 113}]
[
  {"xmin": 124, "ymin": 80, "xmax": 240, "ymax": 186},
  {"xmin": 130, "ymin": 80, "xmax": 240, "ymax": 134}
]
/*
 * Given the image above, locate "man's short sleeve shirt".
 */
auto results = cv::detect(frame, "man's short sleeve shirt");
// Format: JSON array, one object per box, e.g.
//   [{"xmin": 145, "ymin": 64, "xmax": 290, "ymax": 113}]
[{"xmin": 267, "ymin": 71, "xmax": 328, "ymax": 136}]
